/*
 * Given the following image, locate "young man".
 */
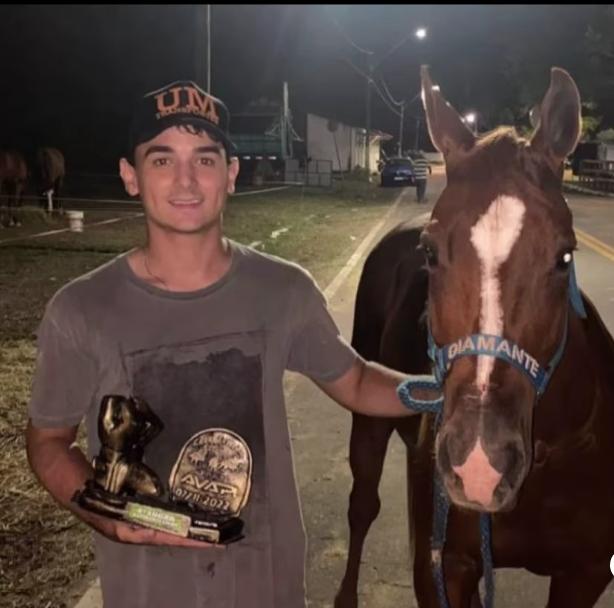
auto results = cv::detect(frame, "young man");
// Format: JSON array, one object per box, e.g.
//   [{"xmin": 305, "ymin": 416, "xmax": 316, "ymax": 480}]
[
  {"xmin": 412, "ymin": 150, "xmax": 431, "ymax": 203},
  {"xmin": 25, "ymin": 81, "xmax": 427, "ymax": 608}
]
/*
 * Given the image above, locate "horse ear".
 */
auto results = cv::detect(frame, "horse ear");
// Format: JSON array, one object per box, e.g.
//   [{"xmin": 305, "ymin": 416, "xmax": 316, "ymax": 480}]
[
  {"xmin": 420, "ymin": 65, "xmax": 475, "ymax": 162},
  {"xmin": 530, "ymin": 67, "xmax": 581, "ymax": 173}
]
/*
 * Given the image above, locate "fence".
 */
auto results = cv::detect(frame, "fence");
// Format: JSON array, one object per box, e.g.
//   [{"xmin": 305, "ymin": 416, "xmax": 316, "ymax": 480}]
[
  {"xmin": 284, "ymin": 159, "xmax": 333, "ymax": 187},
  {"xmin": 578, "ymin": 159, "xmax": 614, "ymax": 194}
]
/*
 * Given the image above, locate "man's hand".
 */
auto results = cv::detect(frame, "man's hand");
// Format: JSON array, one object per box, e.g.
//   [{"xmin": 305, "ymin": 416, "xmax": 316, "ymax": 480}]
[
  {"xmin": 84, "ymin": 510, "xmax": 223, "ymax": 548},
  {"xmin": 26, "ymin": 421, "xmax": 223, "ymax": 549}
]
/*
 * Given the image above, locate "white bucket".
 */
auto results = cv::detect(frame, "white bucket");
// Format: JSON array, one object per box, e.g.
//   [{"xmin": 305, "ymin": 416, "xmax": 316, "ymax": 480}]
[{"xmin": 67, "ymin": 210, "xmax": 84, "ymax": 233}]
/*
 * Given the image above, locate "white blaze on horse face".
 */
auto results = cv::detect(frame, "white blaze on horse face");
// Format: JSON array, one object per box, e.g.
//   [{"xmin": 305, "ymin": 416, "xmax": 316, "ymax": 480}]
[{"xmin": 470, "ymin": 196, "xmax": 526, "ymax": 396}]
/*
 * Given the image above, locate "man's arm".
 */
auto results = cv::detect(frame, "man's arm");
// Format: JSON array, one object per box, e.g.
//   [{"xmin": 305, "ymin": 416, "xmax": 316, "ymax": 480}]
[
  {"xmin": 25, "ymin": 420, "xmax": 220, "ymax": 548},
  {"xmin": 315, "ymin": 357, "xmax": 417, "ymax": 417}
]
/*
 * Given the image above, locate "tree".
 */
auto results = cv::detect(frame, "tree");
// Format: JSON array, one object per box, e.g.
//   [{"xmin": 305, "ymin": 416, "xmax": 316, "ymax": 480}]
[
  {"xmin": 596, "ymin": 128, "xmax": 614, "ymax": 143},
  {"xmin": 584, "ymin": 7, "xmax": 614, "ymax": 101}
]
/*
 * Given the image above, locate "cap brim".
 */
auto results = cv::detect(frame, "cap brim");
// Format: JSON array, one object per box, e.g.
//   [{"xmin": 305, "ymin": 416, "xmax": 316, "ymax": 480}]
[{"xmin": 130, "ymin": 114, "xmax": 237, "ymax": 157}]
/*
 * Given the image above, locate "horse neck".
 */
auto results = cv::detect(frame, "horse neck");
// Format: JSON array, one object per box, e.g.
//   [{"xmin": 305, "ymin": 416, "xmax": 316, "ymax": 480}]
[{"xmin": 534, "ymin": 308, "xmax": 612, "ymax": 446}]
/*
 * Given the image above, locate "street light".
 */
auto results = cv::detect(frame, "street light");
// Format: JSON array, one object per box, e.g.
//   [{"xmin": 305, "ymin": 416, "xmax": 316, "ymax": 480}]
[
  {"xmin": 464, "ymin": 112, "xmax": 477, "ymax": 135},
  {"xmin": 365, "ymin": 27, "xmax": 427, "ymax": 174}
]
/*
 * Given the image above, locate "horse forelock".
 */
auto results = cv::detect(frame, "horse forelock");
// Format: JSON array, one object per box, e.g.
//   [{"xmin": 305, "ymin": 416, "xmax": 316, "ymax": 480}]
[
  {"xmin": 446, "ymin": 126, "xmax": 565, "ymax": 200},
  {"xmin": 476, "ymin": 126, "xmax": 526, "ymax": 149},
  {"xmin": 444, "ymin": 127, "xmax": 524, "ymax": 179}
]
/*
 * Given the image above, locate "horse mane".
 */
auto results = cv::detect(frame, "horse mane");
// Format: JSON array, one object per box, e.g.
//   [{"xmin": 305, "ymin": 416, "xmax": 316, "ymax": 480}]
[{"xmin": 476, "ymin": 126, "xmax": 527, "ymax": 149}]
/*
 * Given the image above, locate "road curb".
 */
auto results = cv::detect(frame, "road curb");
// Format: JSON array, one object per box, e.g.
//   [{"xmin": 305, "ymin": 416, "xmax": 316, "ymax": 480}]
[{"xmin": 563, "ymin": 182, "xmax": 613, "ymax": 198}]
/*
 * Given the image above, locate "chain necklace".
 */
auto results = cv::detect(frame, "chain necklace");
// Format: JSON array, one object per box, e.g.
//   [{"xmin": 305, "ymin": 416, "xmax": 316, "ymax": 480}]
[
  {"xmin": 142, "ymin": 249, "xmax": 169, "ymax": 290},
  {"xmin": 141, "ymin": 240, "xmax": 231, "ymax": 290}
]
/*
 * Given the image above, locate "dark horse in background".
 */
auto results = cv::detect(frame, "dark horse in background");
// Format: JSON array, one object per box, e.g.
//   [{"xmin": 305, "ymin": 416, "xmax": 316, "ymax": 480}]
[
  {"xmin": 33, "ymin": 147, "xmax": 66, "ymax": 212},
  {"xmin": 0, "ymin": 149, "xmax": 27, "ymax": 227},
  {"xmin": 0, "ymin": 146, "xmax": 65, "ymax": 227},
  {"xmin": 336, "ymin": 66, "xmax": 614, "ymax": 608}
]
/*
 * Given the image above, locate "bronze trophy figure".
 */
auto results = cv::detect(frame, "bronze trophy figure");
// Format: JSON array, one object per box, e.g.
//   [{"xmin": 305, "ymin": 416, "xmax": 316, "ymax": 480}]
[{"xmin": 73, "ymin": 395, "xmax": 251, "ymax": 544}]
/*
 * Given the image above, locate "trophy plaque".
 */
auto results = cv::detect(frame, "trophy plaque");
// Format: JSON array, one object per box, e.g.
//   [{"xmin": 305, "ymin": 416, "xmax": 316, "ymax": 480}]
[{"xmin": 73, "ymin": 395, "xmax": 252, "ymax": 544}]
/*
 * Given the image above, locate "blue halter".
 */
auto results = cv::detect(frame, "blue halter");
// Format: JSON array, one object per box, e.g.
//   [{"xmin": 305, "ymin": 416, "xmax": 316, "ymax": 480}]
[
  {"xmin": 396, "ymin": 260, "xmax": 586, "ymax": 608},
  {"xmin": 428, "ymin": 260, "xmax": 586, "ymax": 395}
]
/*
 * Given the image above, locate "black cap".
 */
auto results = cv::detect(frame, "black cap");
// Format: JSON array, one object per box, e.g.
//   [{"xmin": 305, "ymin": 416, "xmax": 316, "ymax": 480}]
[{"xmin": 127, "ymin": 80, "xmax": 237, "ymax": 157}]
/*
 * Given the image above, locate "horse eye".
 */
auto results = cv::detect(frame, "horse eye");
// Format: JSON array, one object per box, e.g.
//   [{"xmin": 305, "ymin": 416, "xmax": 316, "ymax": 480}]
[{"xmin": 556, "ymin": 251, "xmax": 573, "ymax": 271}]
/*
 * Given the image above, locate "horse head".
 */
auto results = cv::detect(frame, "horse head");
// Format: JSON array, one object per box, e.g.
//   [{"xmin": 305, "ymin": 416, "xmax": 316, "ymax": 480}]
[{"xmin": 420, "ymin": 66, "xmax": 582, "ymax": 512}]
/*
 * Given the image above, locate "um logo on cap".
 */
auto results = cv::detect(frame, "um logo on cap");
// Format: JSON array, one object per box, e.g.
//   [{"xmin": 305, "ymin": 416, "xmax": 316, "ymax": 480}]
[{"xmin": 154, "ymin": 86, "xmax": 220, "ymax": 125}]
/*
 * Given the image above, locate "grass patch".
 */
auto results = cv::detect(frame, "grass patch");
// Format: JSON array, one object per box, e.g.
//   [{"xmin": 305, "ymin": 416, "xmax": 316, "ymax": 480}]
[
  {"xmin": 0, "ymin": 340, "xmax": 93, "ymax": 608},
  {"xmin": 0, "ymin": 178, "xmax": 399, "ymax": 607}
]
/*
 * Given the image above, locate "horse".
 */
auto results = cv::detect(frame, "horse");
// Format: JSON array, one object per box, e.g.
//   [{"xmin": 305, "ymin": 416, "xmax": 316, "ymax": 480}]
[
  {"xmin": 335, "ymin": 66, "xmax": 614, "ymax": 608},
  {"xmin": 0, "ymin": 149, "xmax": 28, "ymax": 227},
  {"xmin": 35, "ymin": 147, "xmax": 65, "ymax": 211}
]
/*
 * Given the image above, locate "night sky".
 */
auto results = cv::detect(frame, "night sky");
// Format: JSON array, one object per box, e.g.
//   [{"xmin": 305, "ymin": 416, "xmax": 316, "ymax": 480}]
[{"xmin": 0, "ymin": 5, "xmax": 609, "ymax": 173}]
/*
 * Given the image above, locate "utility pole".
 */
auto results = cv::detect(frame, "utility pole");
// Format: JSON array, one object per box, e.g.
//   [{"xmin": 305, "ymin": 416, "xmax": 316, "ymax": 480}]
[
  {"xmin": 281, "ymin": 82, "xmax": 289, "ymax": 160},
  {"xmin": 194, "ymin": 6, "xmax": 206, "ymax": 87},
  {"xmin": 414, "ymin": 117, "xmax": 421, "ymax": 151},
  {"xmin": 206, "ymin": 4, "xmax": 211, "ymax": 92},
  {"xmin": 398, "ymin": 103, "xmax": 405, "ymax": 156},
  {"xmin": 365, "ymin": 54, "xmax": 373, "ymax": 176}
]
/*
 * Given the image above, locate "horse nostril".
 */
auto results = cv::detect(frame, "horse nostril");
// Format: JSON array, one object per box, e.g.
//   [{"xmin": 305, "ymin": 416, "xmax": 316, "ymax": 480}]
[
  {"xmin": 441, "ymin": 433, "xmax": 468, "ymax": 466},
  {"xmin": 496, "ymin": 442, "xmax": 526, "ymax": 488}
]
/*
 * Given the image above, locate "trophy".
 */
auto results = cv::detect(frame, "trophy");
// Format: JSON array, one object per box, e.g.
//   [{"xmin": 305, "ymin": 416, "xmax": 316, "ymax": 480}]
[{"xmin": 73, "ymin": 395, "xmax": 251, "ymax": 544}]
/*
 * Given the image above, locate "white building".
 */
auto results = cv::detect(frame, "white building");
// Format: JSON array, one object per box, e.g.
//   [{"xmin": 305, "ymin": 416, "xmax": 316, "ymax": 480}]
[{"xmin": 306, "ymin": 113, "xmax": 392, "ymax": 173}]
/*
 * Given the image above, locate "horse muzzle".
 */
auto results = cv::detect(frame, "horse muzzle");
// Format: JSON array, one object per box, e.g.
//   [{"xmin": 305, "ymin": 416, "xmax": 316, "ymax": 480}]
[{"xmin": 435, "ymin": 396, "xmax": 531, "ymax": 512}]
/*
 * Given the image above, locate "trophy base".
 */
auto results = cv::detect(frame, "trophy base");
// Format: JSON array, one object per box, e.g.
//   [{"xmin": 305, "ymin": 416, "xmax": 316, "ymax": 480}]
[{"xmin": 73, "ymin": 482, "xmax": 244, "ymax": 544}]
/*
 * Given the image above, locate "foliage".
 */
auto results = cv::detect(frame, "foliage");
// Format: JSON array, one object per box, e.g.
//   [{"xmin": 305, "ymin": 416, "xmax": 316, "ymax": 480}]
[{"xmin": 596, "ymin": 128, "xmax": 614, "ymax": 143}]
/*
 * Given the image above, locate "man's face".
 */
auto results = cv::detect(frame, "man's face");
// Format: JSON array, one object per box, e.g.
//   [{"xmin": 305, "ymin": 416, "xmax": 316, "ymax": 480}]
[{"xmin": 119, "ymin": 126, "xmax": 239, "ymax": 236}]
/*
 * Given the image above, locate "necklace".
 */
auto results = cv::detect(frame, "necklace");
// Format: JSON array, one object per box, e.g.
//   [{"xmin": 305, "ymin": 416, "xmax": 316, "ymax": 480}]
[{"xmin": 142, "ymin": 249, "xmax": 169, "ymax": 289}]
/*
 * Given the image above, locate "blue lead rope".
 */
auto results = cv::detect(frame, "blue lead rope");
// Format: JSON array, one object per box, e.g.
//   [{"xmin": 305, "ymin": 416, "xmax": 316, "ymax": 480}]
[
  {"xmin": 397, "ymin": 377, "xmax": 494, "ymax": 608},
  {"xmin": 396, "ymin": 375, "xmax": 443, "ymax": 414}
]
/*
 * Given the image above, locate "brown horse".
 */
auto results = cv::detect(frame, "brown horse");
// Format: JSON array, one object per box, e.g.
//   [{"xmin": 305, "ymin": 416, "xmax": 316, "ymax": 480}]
[
  {"xmin": 36, "ymin": 147, "xmax": 65, "ymax": 211},
  {"xmin": 336, "ymin": 66, "xmax": 614, "ymax": 608},
  {"xmin": 0, "ymin": 149, "xmax": 28, "ymax": 227}
]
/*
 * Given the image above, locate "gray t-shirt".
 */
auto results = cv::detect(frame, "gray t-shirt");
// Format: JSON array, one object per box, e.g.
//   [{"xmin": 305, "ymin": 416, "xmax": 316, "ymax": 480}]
[{"xmin": 28, "ymin": 239, "xmax": 357, "ymax": 608}]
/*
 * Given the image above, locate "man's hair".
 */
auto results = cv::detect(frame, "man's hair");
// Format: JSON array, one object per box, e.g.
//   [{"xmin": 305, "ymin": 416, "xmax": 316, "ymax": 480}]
[{"xmin": 125, "ymin": 124, "xmax": 233, "ymax": 167}]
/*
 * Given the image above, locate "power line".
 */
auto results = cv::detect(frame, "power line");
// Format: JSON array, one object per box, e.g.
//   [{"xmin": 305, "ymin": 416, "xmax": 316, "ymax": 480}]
[
  {"xmin": 375, "ymin": 28, "xmax": 422, "ymax": 68},
  {"xmin": 328, "ymin": 15, "xmax": 374, "ymax": 57},
  {"xmin": 378, "ymin": 74, "xmax": 404, "ymax": 107},
  {"xmin": 372, "ymin": 84, "xmax": 403, "ymax": 117},
  {"xmin": 329, "ymin": 13, "xmax": 425, "ymax": 173},
  {"xmin": 342, "ymin": 59, "xmax": 402, "ymax": 117}
]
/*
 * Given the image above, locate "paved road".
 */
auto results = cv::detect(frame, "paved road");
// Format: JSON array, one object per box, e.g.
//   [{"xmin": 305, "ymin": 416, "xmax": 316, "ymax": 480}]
[{"xmin": 73, "ymin": 174, "xmax": 614, "ymax": 607}]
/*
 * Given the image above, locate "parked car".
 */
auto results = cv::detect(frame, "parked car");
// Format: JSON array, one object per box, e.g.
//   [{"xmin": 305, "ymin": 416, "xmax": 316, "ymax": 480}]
[{"xmin": 379, "ymin": 157, "xmax": 416, "ymax": 187}]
